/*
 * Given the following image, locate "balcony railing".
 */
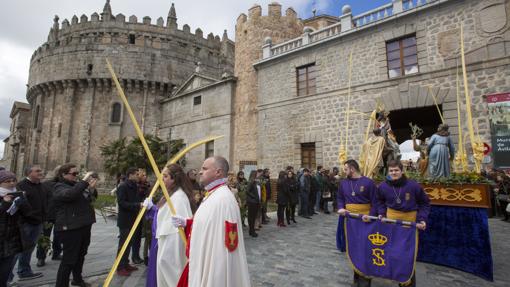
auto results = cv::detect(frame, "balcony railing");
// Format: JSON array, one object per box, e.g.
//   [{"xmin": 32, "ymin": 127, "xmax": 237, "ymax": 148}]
[
  {"xmin": 263, "ymin": 0, "xmax": 439, "ymax": 60},
  {"xmin": 353, "ymin": 3, "xmax": 393, "ymax": 28}
]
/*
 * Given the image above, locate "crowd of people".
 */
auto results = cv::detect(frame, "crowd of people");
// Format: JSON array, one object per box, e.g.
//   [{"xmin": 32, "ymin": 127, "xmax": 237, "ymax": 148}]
[
  {"xmin": 0, "ymin": 164, "xmax": 98, "ymax": 287},
  {"xmin": 221, "ymin": 165, "xmax": 340, "ymax": 238},
  {"xmin": 482, "ymin": 167, "xmax": 510, "ymax": 221},
  {"xmin": 1, "ymin": 153, "xmax": 508, "ymax": 287}
]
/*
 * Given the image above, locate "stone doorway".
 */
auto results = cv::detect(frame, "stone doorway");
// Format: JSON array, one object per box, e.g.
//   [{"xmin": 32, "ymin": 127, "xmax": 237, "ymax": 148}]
[{"xmin": 389, "ymin": 105, "xmax": 443, "ymax": 144}]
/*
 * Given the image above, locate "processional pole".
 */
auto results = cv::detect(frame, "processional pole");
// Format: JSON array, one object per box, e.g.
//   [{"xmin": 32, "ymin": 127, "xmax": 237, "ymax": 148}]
[
  {"xmin": 454, "ymin": 61, "xmax": 468, "ymax": 172},
  {"xmin": 428, "ymin": 86, "xmax": 445, "ymax": 124},
  {"xmin": 460, "ymin": 25, "xmax": 483, "ymax": 173}
]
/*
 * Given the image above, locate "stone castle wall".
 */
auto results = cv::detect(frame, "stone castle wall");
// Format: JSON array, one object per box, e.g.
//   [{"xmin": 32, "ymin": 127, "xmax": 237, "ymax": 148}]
[
  {"xmin": 25, "ymin": 2, "xmax": 235, "ymax": 173},
  {"xmin": 255, "ymin": 0, "xmax": 510, "ymax": 172},
  {"xmin": 159, "ymin": 77, "xmax": 236, "ymax": 170},
  {"xmin": 232, "ymin": 3, "xmax": 303, "ymax": 170}
]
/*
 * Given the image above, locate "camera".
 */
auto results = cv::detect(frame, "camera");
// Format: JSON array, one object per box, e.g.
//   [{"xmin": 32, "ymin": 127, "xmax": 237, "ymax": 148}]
[{"xmin": 7, "ymin": 191, "xmax": 24, "ymax": 198}]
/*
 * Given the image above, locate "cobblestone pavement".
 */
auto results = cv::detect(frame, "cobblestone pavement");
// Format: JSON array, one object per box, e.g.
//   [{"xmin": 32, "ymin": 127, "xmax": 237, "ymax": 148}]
[{"xmin": 15, "ymin": 208, "xmax": 510, "ymax": 287}]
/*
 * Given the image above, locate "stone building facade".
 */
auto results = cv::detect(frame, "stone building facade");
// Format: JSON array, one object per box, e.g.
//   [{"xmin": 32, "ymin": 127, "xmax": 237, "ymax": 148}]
[
  {"xmin": 233, "ymin": 3, "xmax": 303, "ymax": 171},
  {"xmin": 159, "ymin": 69, "xmax": 236, "ymax": 169},
  {"xmin": 1, "ymin": 102, "xmax": 31, "ymax": 175},
  {"xmin": 2, "ymin": 0, "xmax": 509, "ymax": 177},
  {"xmin": 20, "ymin": 1, "xmax": 234, "ymax": 173},
  {"xmin": 254, "ymin": 0, "xmax": 510, "ymax": 172}
]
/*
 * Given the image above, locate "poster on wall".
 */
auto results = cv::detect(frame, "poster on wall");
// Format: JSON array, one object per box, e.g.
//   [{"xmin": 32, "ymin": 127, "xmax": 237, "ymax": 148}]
[{"xmin": 486, "ymin": 93, "xmax": 510, "ymax": 169}]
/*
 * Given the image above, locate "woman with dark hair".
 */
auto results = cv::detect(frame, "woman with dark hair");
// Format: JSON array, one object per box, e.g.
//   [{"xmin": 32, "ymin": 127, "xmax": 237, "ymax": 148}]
[
  {"xmin": 187, "ymin": 169, "xmax": 203, "ymax": 208},
  {"xmin": 155, "ymin": 163, "xmax": 195, "ymax": 287},
  {"xmin": 246, "ymin": 170, "xmax": 261, "ymax": 237},
  {"xmin": 53, "ymin": 163, "xmax": 98, "ymax": 287},
  {"xmin": 427, "ymin": 124, "xmax": 455, "ymax": 179},
  {"xmin": 276, "ymin": 171, "xmax": 289, "ymax": 227}
]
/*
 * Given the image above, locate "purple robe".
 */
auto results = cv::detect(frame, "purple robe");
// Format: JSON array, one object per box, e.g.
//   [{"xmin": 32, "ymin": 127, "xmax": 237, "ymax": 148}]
[
  {"xmin": 336, "ymin": 176, "xmax": 378, "ymax": 216},
  {"xmin": 146, "ymin": 206, "xmax": 159, "ymax": 287},
  {"xmin": 377, "ymin": 179, "xmax": 430, "ymax": 223}
]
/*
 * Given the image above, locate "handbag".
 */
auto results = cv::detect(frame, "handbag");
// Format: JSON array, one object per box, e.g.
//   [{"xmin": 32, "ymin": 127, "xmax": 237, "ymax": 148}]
[{"xmin": 322, "ymin": 191, "xmax": 332, "ymax": 199}]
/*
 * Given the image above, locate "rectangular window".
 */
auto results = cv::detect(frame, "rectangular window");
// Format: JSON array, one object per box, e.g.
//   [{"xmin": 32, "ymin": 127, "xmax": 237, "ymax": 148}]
[
  {"xmin": 129, "ymin": 34, "xmax": 136, "ymax": 44},
  {"xmin": 301, "ymin": 142, "xmax": 316, "ymax": 170},
  {"xmin": 386, "ymin": 35, "xmax": 418, "ymax": 78},
  {"xmin": 205, "ymin": 141, "xmax": 214, "ymax": 159},
  {"xmin": 193, "ymin": 96, "xmax": 202, "ymax": 106},
  {"xmin": 296, "ymin": 64, "xmax": 316, "ymax": 96},
  {"xmin": 239, "ymin": 161, "xmax": 257, "ymax": 178},
  {"xmin": 57, "ymin": 123, "xmax": 62, "ymax": 137}
]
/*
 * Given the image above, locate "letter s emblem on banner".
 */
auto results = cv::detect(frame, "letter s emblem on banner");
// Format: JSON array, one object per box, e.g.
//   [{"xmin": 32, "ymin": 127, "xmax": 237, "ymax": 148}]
[{"xmin": 372, "ymin": 248, "xmax": 386, "ymax": 266}]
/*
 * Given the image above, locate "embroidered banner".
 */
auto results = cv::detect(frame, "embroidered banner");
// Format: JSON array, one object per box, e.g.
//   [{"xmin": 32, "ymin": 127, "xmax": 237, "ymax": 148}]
[{"xmin": 345, "ymin": 216, "xmax": 418, "ymax": 283}]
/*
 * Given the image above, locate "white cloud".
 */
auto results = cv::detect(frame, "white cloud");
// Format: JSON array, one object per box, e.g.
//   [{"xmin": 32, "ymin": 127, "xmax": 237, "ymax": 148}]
[
  {"xmin": 315, "ymin": 0, "xmax": 335, "ymax": 14},
  {"xmin": 0, "ymin": 0, "xmax": 317, "ymax": 156},
  {"xmin": 0, "ymin": 1, "xmax": 314, "ymax": 45},
  {"xmin": 0, "ymin": 41, "xmax": 31, "ymax": 84},
  {"xmin": 0, "ymin": 40, "xmax": 31, "ymax": 156}
]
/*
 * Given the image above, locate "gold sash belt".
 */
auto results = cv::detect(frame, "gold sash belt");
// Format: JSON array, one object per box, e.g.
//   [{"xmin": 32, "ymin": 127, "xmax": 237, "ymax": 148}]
[
  {"xmin": 387, "ymin": 208, "xmax": 417, "ymax": 222},
  {"xmin": 346, "ymin": 203, "xmax": 371, "ymax": 214}
]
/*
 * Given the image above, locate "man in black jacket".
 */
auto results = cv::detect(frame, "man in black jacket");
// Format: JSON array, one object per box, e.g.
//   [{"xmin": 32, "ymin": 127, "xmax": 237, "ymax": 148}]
[
  {"xmin": 15, "ymin": 165, "xmax": 47, "ymax": 280},
  {"xmin": 116, "ymin": 168, "xmax": 142, "ymax": 276},
  {"xmin": 299, "ymin": 169, "xmax": 312, "ymax": 219}
]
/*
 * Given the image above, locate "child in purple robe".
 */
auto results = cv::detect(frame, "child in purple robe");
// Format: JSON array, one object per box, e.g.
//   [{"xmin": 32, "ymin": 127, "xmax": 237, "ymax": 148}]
[{"xmin": 143, "ymin": 199, "xmax": 159, "ymax": 287}]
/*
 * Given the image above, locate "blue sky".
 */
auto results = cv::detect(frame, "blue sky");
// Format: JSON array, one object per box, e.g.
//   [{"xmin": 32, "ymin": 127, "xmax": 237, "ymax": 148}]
[{"xmin": 302, "ymin": 0, "xmax": 392, "ymax": 18}]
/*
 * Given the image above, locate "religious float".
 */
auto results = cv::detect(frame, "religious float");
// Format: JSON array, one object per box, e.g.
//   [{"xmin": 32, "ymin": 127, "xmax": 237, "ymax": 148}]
[
  {"xmin": 383, "ymin": 172, "xmax": 493, "ymax": 281},
  {"xmin": 336, "ymin": 24, "xmax": 496, "ymax": 281}
]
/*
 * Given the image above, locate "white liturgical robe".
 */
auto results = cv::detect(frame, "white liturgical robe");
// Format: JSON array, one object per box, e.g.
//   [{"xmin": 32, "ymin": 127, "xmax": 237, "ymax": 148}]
[
  {"xmin": 156, "ymin": 188, "xmax": 193, "ymax": 287},
  {"xmin": 189, "ymin": 184, "xmax": 251, "ymax": 287}
]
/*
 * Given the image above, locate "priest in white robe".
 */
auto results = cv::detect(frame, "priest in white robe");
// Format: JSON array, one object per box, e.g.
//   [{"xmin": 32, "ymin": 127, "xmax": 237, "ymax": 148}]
[{"xmin": 173, "ymin": 156, "xmax": 251, "ymax": 287}]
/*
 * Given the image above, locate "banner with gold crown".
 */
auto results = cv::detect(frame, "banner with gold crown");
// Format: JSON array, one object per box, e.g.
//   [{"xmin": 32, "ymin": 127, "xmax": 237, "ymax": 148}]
[{"xmin": 345, "ymin": 215, "xmax": 418, "ymax": 284}]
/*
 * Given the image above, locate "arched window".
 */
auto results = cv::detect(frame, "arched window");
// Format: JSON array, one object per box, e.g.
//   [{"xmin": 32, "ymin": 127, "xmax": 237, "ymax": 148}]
[
  {"xmin": 33, "ymin": 105, "xmax": 40, "ymax": 129},
  {"xmin": 111, "ymin": 102, "xmax": 122, "ymax": 123}
]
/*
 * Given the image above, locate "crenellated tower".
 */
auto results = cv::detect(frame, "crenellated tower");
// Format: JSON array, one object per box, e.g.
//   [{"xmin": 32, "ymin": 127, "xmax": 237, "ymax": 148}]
[
  {"xmin": 25, "ymin": 1, "xmax": 234, "ymax": 173},
  {"xmin": 232, "ymin": 2, "xmax": 303, "ymax": 169}
]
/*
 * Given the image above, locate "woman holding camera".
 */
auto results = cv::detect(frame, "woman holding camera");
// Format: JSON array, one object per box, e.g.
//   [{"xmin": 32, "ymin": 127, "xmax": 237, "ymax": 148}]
[
  {"xmin": 0, "ymin": 170, "xmax": 31, "ymax": 287},
  {"xmin": 53, "ymin": 164, "xmax": 98, "ymax": 287}
]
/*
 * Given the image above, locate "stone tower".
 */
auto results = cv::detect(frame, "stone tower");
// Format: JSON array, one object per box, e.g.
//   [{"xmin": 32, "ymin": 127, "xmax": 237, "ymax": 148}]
[
  {"xmin": 233, "ymin": 3, "xmax": 303, "ymax": 169},
  {"xmin": 26, "ymin": 1, "xmax": 234, "ymax": 173}
]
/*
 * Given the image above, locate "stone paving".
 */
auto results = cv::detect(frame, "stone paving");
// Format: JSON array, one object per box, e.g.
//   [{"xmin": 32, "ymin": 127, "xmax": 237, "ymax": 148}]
[{"xmin": 14, "ymin": 208, "xmax": 510, "ymax": 287}]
